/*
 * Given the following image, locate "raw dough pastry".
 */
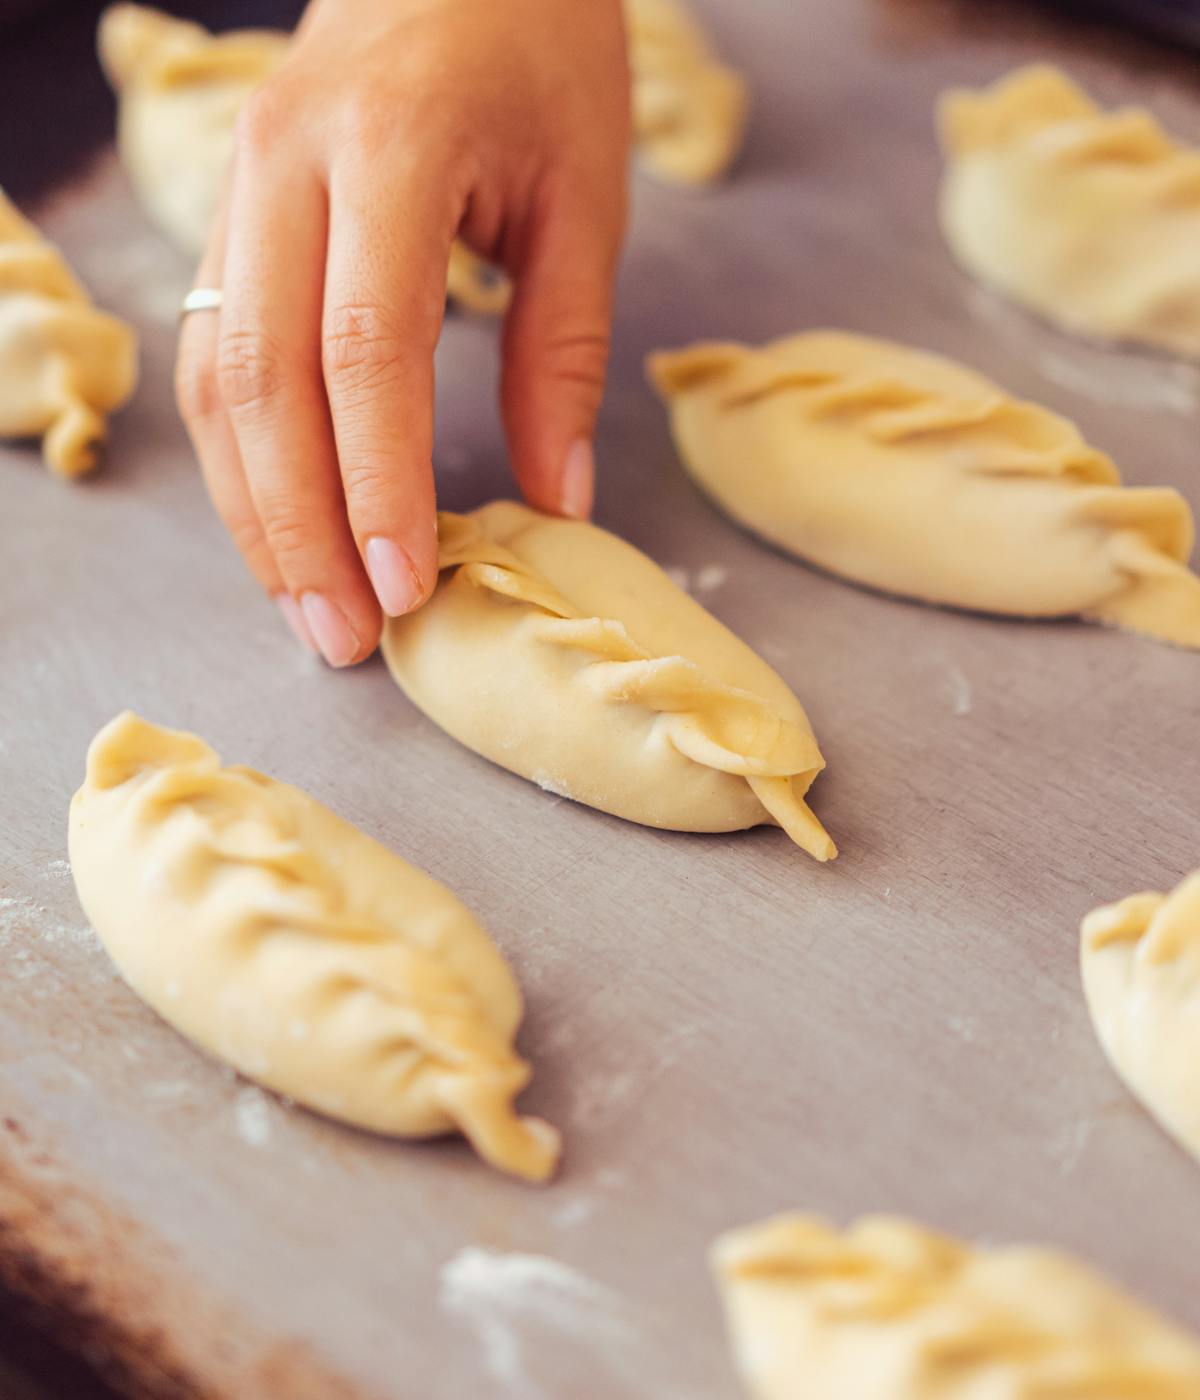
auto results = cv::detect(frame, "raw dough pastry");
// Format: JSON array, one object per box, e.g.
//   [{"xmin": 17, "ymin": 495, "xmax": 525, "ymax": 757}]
[
  {"xmin": 938, "ymin": 65, "xmax": 1200, "ymax": 357},
  {"xmin": 649, "ymin": 330, "xmax": 1200, "ymax": 649},
  {"xmin": 625, "ymin": 0, "xmax": 748, "ymax": 185},
  {"xmin": 382, "ymin": 502, "xmax": 834, "ymax": 860},
  {"xmin": 0, "ymin": 188, "xmax": 136, "ymax": 476},
  {"xmin": 97, "ymin": 3, "xmax": 510, "ymax": 314},
  {"xmin": 713, "ymin": 1212, "xmax": 1200, "ymax": 1400},
  {"xmin": 69, "ymin": 712, "xmax": 560, "ymax": 1182},
  {"xmin": 1082, "ymin": 869, "xmax": 1200, "ymax": 1164}
]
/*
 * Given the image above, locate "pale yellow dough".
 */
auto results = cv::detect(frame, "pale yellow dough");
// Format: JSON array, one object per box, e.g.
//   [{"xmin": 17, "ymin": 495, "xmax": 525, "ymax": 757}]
[
  {"xmin": 0, "ymin": 188, "xmax": 136, "ymax": 476},
  {"xmin": 714, "ymin": 1213, "xmax": 1200, "ymax": 1400},
  {"xmin": 625, "ymin": 0, "xmax": 748, "ymax": 186},
  {"xmin": 1082, "ymin": 870, "xmax": 1200, "ymax": 1166},
  {"xmin": 939, "ymin": 65, "xmax": 1200, "ymax": 358},
  {"xmin": 649, "ymin": 330, "xmax": 1200, "ymax": 650},
  {"xmin": 97, "ymin": 3, "xmax": 509, "ymax": 315},
  {"xmin": 68, "ymin": 712, "xmax": 560, "ymax": 1183},
  {"xmin": 382, "ymin": 502, "xmax": 834, "ymax": 860}
]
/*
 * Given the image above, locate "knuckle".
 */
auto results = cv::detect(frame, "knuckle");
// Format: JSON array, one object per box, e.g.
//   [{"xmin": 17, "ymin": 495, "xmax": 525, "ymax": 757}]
[
  {"xmin": 323, "ymin": 303, "xmax": 409, "ymax": 394},
  {"xmin": 256, "ymin": 504, "xmax": 314, "ymax": 565},
  {"xmin": 234, "ymin": 87, "xmax": 287, "ymax": 158},
  {"xmin": 339, "ymin": 460, "xmax": 396, "ymax": 511},
  {"xmin": 529, "ymin": 326, "xmax": 611, "ymax": 392},
  {"xmin": 217, "ymin": 328, "xmax": 287, "ymax": 413},
  {"xmin": 224, "ymin": 508, "xmax": 269, "ymax": 563},
  {"xmin": 337, "ymin": 85, "xmax": 405, "ymax": 153},
  {"xmin": 174, "ymin": 350, "xmax": 222, "ymax": 423}
]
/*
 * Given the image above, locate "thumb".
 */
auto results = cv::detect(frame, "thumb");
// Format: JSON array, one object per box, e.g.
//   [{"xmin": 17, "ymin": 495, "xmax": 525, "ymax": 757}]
[{"xmin": 499, "ymin": 186, "xmax": 624, "ymax": 521}]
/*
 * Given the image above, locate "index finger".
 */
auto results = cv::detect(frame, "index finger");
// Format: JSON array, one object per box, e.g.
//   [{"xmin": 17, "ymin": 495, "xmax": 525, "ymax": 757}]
[{"xmin": 322, "ymin": 154, "xmax": 459, "ymax": 616}]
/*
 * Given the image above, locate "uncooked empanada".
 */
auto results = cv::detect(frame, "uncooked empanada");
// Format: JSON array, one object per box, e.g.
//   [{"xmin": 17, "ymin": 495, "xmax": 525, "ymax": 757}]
[
  {"xmin": 97, "ymin": 3, "xmax": 510, "ymax": 314},
  {"xmin": 382, "ymin": 502, "xmax": 834, "ymax": 860},
  {"xmin": 713, "ymin": 1212, "xmax": 1200, "ymax": 1400},
  {"xmin": 625, "ymin": 0, "xmax": 748, "ymax": 185},
  {"xmin": 0, "ymin": 188, "xmax": 136, "ymax": 476},
  {"xmin": 649, "ymin": 330, "xmax": 1200, "ymax": 649},
  {"xmin": 69, "ymin": 712, "xmax": 560, "ymax": 1182},
  {"xmin": 1082, "ymin": 869, "xmax": 1200, "ymax": 1165},
  {"xmin": 938, "ymin": 65, "xmax": 1200, "ymax": 357}
]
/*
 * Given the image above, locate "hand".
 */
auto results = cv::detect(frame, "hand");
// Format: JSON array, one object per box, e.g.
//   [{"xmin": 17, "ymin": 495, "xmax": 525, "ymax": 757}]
[{"xmin": 176, "ymin": 0, "xmax": 631, "ymax": 666}]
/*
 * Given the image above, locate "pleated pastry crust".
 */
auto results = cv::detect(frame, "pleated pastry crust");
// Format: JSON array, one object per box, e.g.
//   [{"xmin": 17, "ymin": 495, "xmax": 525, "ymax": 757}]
[
  {"xmin": 625, "ymin": 0, "xmax": 748, "ymax": 185},
  {"xmin": 0, "ymin": 188, "xmax": 136, "ymax": 476},
  {"xmin": 382, "ymin": 502, "xmax": 835, "ymax": 860},
  {"xmin": 939, "ymin": 65, "xmax": 1200, "ymax": 357},
  {"xmin": 649, "ymin": 330, "xmax": 1200, "ymax": 649},
  {"xmin": 1082, "ymin": 870, "xmax": 1200, "ymax": 1166},
  {"xmin": 69, "ymin": 712, "xmax": 560, "ymax": 1182},
  {"xmin": 713, "ymin": 1213, "xmax": 1200, "ymax": 1400}
]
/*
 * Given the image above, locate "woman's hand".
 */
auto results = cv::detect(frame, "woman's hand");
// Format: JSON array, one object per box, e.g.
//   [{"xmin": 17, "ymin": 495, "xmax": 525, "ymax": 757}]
[{"xmin": 176, "ymin": 0, "xmax": 631, "ymax": 666}]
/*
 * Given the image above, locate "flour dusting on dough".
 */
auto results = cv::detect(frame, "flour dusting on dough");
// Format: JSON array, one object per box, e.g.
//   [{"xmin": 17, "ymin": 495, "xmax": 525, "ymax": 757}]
[
  {"xmin": 532, "ymin": 771, "xmax": 574, "ymax": 801},
  {"xmin": 946, "ymin": 666, "xmax": 972, "ymax": 717},
  {"xmin": 1048, "ymin": 1117, "xmax": 1093, "ymax": 1177},
  {"xmin": 947, "ymin": 1013, "xmax": 977, "ymax": 1044},
  {"xmin": 0, "ymin": 892, "xmax": 96, "ymax": 949},
  {"xmin": 1035, "ymin": 349, "xmax": 1198, "ymax": 417},
  {"xmin": 234, "ymin": 1085, "xmax": 273, "ymax": 1148},
  {"xmin": 552, "ymin": 1197, "xmax": 598, "ymax": 1229},
  {"xmin": 440, "ymin": 1247, "xmax": 635, "ymax": 1397},
  {"xmin": 965, "ymin": 285, "xmax": 1199, "ymax": 415},
  {"xmin": 695, "ymin": 565, "xmax": 728, "ymax": 593}
]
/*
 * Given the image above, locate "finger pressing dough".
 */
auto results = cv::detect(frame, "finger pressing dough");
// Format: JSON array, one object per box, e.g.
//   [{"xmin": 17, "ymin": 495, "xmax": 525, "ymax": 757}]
[
  {"xmin": 382, "ymin": 502, "xmax": 834, "ymax": 860},
  {"xmin": 97, "ymin": 3, "xmax": 509, "ymax": 314},
  {"xmin": 938, "ymin": 65, "xmax": 1200, "ymax": 357},
  {"xmin": 625, "ymin": 0, "xmax": 748, "ymax": 185},
  {"xmin": 649, "ymin": 330, "xmax": 1200, "ymax": 649},
  {"xmin": 69, "ymin": 712, "xmax": 560, "ymax": 1182},
  {"xmin": 713, "ymin": 1212, "xmax": 1200, "ymax": 1400},
  {"xmin": 1082, "ymin": 870, "xmax": 1200, "ymax": 1165},
  {"xmin": 0, "ymin": 188, "xmax": 136, "ymax": 476}
]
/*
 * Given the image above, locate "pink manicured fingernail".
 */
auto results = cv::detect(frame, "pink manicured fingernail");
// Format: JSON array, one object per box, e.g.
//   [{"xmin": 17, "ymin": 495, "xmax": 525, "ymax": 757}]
[
  {"xmin": 365, "ymin": 536, "xmax": 423, "ymax": 616},
  {"xmin": 299, "ymin": 592, "xmax": 360, "ymax": 667},
  {"xmin": 560, "ymin": 439, "xmax": 594, "ymax": 520},
  {"xmin": 276, "ymin": 593, "xmax": 318, "ymax": 654}
]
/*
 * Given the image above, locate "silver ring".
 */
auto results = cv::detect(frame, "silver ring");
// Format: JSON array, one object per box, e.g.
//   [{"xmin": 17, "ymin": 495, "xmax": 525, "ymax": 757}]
[{"xmin": 180, "ymin": 287, "xmax": 223, "ymax": 318}]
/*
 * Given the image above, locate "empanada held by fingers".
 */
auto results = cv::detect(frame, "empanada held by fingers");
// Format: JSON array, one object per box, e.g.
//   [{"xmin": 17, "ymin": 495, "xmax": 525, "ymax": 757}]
[
  {"xmin": 625, "ymin": 0, "xmax": 748, "ymax": 185},
  {"xmin": 97, "ymin": 3, "xmax": 509, "ymax": 314},
  {"xmin": 713, "ymin": 1213, "xmax": 1200, "ymax": 1400},
  {"xmin": 0, "ymin": 189, "xmax": 136, "ymax": 477},
  {"xmin": 69, "ymin": 713, "xmax": 560, "ymax": 1183},
  {"xmin": 1082, "ymin": 870, "xmax": 1200, "ymax": 1165},
  {"xmin": 382, "ymin": 503, "xmax": 835, "ymax": 860},
  {"xmin": 649, "ymin": 331, "xmax": 1200, "ymax": 650},
  {"xmin": 938, "ymin": 65, "xmax": 1200, "ymax": 357}
]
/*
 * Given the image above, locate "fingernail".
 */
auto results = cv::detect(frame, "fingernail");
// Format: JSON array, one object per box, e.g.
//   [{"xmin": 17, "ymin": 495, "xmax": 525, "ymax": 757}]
[
  {"xmin": 365, "ymin": 536, "xmax": 423, "ymax": 616},
  {"xmin": 275, "ymin": 593, "xmax": 318, "ymax": 654},
  {"xmin": 299, "ymin": 592, "xmax": 361, "ymax": 667},
  {"xmin": 560, "ymin": 439, "xmax": 594, "ymax": 520}
]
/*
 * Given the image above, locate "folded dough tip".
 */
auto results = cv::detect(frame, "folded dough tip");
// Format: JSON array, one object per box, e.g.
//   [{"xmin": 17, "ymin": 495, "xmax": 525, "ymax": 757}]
[
  {"xmin": 1, "ymin": 186, "xmax": 137, "ymax": 477},
  {"xmin": 1081, "ymin": 870, "xmax": 1200, "ymax": 1164}
]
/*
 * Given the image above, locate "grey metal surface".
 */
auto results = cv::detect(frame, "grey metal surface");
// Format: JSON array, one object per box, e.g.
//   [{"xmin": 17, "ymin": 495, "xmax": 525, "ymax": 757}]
[{"xmin": 2, "ymin": 1, "xmax": 1200, "ymax": 1395}]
